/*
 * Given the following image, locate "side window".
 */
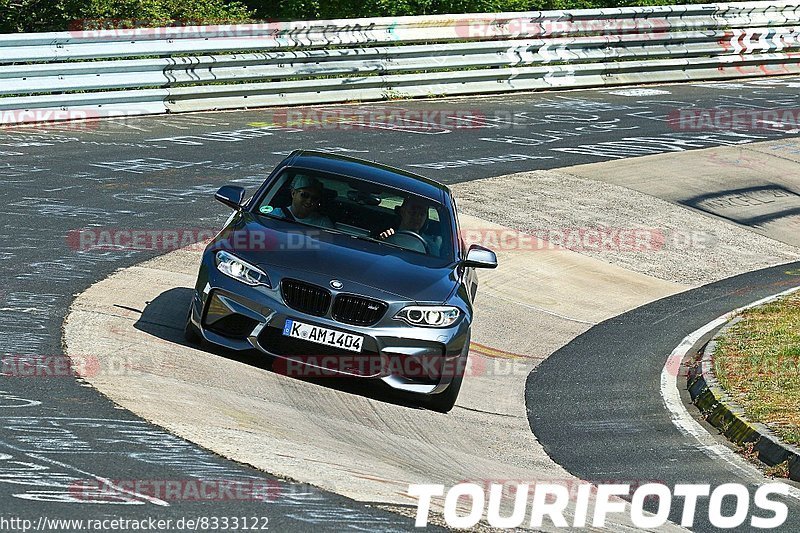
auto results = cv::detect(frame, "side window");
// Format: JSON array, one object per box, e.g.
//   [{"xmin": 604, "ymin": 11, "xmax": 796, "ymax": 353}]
[
  {"xmin": 256, "ymin": 172, "xmax": 292, "ymax": 215},
  {"xmin": 378, "ymin": 194, "xmax": 403, "ymax": 211}
]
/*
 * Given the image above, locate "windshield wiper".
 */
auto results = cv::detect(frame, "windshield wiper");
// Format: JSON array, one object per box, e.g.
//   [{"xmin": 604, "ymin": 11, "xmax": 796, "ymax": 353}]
[
  {"xmin": 345, "ymin": 233, "xmax": 384, "ymax": 245},
  {"xmin": 347, "ymin": 233, "xmax": 430, "ymax": 254}
]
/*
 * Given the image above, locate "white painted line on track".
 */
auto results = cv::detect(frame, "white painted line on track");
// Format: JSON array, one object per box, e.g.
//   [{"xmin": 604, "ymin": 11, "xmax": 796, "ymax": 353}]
[
  {"xmin": 27, "ymin": 453, "xmax": 171, "ymax": 507},
  {"xmin": 660, "ymin": 284, "xmax": 800, "ymax": 500}
]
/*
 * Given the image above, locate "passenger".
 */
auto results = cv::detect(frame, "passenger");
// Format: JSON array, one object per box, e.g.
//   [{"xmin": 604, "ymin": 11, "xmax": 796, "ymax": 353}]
[
  {"xmin": 378, "ymin": 196, "xmax": 442, "ymax": 256},
  {"xmin": 272, "ymin": 175, "xmax": 333, "ymax": 229}
]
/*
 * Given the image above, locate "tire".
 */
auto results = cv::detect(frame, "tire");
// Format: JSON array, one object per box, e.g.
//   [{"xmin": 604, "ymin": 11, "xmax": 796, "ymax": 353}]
[
  {"xmin": 423, "ymin": 371, "xmax": 463, "ymax": 413},
  {"xmin": 183, "ymin": 302, "xmax": 202, "ymax": 345},
  {"xmin": 422, "ymin": 340, "xmax": 469, "ymax": 413}
]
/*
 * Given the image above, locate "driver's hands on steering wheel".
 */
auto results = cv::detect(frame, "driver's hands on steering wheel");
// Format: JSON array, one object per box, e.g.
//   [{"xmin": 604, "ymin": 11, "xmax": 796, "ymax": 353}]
[{"xmin": 378, "ymin": 228, "xmax": 429, "ymax": 254}]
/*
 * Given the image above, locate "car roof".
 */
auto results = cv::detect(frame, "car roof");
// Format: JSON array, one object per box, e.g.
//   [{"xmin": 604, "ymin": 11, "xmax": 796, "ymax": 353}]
[{"xmin": 286, "ymin": 150, "xmax": 451, "ymax": 203}]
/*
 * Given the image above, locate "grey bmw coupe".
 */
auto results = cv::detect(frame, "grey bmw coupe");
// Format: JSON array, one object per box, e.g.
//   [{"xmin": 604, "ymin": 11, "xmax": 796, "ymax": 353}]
[{"xmin": 185, "ymin": 150, "xmax": 497, "ymax": 412}]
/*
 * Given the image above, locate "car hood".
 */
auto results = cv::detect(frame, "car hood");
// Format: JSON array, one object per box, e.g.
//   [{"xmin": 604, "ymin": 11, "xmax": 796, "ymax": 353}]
[{"xmin": 215, "ymin": 215, "xmax": 458, "ymax": 303}]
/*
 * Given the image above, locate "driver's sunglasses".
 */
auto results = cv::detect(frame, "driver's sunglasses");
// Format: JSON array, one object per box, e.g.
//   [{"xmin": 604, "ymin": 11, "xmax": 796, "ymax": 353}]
[{"xmin": 299, "ymin": 191, "xmax": 321, "ymax": 203}]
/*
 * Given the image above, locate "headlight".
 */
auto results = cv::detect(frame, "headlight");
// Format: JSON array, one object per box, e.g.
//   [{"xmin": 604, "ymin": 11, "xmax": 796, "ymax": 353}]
[
  {"xmin": 395, "ymin": 306, "xmax": 460, "ymax": 328},
  {"xmin": 215, "ymin": 251, "xmax": 270, "ymax": 287}
]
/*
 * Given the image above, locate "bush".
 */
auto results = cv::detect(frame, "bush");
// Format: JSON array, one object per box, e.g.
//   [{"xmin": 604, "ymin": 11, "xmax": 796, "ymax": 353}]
[
  {"xmin": 242, "ymin": 0, "xmax": 713, "ymax": 20},
  {"xmin": 1, "ymin": 0, "xmax": 254, "ymax": 33}
]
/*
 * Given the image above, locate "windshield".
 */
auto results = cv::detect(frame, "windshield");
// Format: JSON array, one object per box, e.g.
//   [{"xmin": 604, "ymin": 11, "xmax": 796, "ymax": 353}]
[{"xmin": 254, "ymin": 168, "xmax": 454, "ymax": 261}]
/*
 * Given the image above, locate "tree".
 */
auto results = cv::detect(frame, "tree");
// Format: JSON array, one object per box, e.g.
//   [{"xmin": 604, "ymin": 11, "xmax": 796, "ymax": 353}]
[{"xmin": 1, "ymin": 0, "xmax": 254, "ymax": 33}]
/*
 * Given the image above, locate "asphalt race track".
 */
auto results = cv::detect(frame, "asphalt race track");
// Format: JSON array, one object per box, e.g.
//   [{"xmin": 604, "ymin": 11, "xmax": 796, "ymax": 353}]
[
  {"xmin": 528, "ymin": 262, "xmax": 800, "ymax": 532},
  {"xmin": 2, "ymin": 76, "xmax": 800, "ymax": 529}
]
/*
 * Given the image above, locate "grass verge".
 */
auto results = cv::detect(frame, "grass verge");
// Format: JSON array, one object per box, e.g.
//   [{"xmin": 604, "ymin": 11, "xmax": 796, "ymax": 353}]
[{"xmin": 714, "ymin": 290, "xmax": 800, "ymax": 446}]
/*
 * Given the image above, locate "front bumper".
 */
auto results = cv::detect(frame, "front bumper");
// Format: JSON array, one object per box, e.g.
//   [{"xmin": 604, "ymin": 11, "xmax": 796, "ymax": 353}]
[{"xmin": 189, "ymin": 262, "xmax": 471, "ymax": 395}]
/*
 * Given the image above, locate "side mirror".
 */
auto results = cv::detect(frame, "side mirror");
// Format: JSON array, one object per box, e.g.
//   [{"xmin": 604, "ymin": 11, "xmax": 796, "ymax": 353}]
[
  {"xmin": 215, "ymin": 186, "xmax": 245, "ymax": 210},
  {"xmin": 463, "ymin": 244, "xmax": 498, "ymax": 269}
]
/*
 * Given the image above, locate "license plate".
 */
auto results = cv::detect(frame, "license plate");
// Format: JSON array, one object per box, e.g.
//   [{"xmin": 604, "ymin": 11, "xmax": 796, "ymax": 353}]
[{"xmin": 282, "ymin": 319, "xmax": 364, "ymax": 353}]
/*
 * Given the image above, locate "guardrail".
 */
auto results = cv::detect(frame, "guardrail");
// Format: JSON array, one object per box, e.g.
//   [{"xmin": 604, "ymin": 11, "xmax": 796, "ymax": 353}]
[{"xmin": 1, "ymin": 1, "xmax": 800, "ymax": 123}]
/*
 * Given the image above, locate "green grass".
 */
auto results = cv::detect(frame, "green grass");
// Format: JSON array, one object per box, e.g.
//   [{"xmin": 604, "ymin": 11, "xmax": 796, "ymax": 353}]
[{"xmin": 714, "ymin": 291, "xmax": 800, "ymax": 446}]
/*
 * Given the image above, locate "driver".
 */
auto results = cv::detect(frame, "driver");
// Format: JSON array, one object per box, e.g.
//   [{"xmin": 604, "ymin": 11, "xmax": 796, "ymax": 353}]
[
  {"xmin": 272, "ymin": 175, "xmax": 334, "ymax": 229},
  {"xmin": 378, "ymin": 195, "xmax": 441, "ymax": 256}
]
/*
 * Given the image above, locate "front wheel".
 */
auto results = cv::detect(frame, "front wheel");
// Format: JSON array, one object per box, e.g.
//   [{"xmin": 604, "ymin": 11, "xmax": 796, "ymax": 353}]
[
  {"xmin": 422, "ymin": 341, "xmax": 469, "ymax": 413},
  {"xmin": 422, "ymin": 371, "xmax": 463, "ymax": 413}
]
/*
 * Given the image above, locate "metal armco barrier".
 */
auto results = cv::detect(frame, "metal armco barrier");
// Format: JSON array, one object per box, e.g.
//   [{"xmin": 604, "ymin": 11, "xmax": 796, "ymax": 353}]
[{"xmin": 1, "ymin": 1, "xmax": 799, "ymax": 123}]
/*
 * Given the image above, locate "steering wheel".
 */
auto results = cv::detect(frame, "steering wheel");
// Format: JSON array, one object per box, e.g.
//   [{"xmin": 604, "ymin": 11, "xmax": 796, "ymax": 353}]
[{"xmin": 394, "ymin": 230, "xmax": 429, "ymax": 254}]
